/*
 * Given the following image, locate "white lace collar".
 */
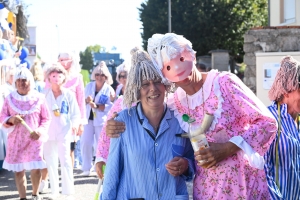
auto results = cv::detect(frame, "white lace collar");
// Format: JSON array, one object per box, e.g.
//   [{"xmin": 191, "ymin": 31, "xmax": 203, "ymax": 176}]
[
  {"xmin": 175, "ymin": 69, "xmax": 218, "ymax": 109},
  {"xmin": 8, "ymin": 90, "xmax": 43, "ymax": 115}
]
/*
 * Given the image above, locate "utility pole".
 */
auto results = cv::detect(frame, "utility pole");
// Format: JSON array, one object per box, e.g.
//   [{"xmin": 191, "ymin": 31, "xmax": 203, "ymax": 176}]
[{"xmin": 168, "ymin": 0, "xmax": 171, "ymax": 32}]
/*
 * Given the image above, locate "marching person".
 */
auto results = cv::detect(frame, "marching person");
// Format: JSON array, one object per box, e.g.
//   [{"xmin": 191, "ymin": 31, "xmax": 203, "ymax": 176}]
[
  {"xmin": 43, "ymin": 64, "xmax": 81, "ymax": 198},
  {"xmin": 0, "ymin": 66, "xmax": 51, "ymax": 200},
  {"xmin": 81, "ymin": 61, "xmax": 114, "ymax": 176},
  {"xmin": 101, "ymin": 48, "xmax": 194, "ymax": 199},
  {"xmin": 264, "ymin": 56, "xmax": 300, "ymax": 199}
]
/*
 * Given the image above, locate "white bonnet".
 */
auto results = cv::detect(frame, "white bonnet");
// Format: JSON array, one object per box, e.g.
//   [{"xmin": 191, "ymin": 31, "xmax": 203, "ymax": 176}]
[{"xmin": 14, "ymin": 66, "xmax": 35, "ymax": 90}]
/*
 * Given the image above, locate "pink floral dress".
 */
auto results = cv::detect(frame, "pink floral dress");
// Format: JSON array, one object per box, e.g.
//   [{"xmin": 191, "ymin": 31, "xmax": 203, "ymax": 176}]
[
  {"xmin": 167, "ymin": 70, "xmax": 277, "ymax": 200},
  {"xmin": 0, "ymin": 90, "xmax": 51, "ymax": 172},
  {"xmin": 96, "ymin": 96, "xmax": 124, "ymax": 161}
]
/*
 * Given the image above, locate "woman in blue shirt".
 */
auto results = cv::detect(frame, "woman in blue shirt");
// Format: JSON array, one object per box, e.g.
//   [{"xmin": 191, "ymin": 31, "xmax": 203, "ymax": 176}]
[
  {"xmin": 264, "ymin": 56, "xmax": 300, "ymax": 199},
  {"xmin": 101, "ymin": 49, "xmax": 195, "ymax": 200}
]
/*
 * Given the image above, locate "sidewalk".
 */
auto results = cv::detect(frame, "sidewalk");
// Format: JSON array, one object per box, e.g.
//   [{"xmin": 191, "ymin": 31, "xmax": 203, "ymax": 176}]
[{"xmin": 0, "ymin": 168, "xmax": 98, "ymax": 200}]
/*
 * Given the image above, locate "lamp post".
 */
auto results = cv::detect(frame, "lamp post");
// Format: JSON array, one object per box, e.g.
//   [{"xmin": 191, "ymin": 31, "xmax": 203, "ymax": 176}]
[{"xmin": 168, "ymin": 0, "xmax": 171, "ymax": 32}]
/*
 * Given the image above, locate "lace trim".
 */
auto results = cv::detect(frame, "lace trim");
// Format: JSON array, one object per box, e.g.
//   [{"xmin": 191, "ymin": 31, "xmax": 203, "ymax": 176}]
[
  {"xmin": 175, "ymin": 70, "xmax": 218, "ymax": 109},
  {"xmin": 167, "ymin": 70, "xmax": 224, "ymax": 133},
  {"xmin": 3, "ymin": 160, "xmax": 47, "ymax": 172},
  {"xmin": 7, "ymin": 91, "xmax": 43, "ymax": 115},
  {"xmin": 209, "ymin": 74, "xmax": 224, "ymax": 132}
]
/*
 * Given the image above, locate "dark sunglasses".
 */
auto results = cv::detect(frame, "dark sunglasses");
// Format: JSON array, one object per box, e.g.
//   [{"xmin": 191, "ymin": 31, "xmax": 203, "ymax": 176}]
[
  {"xmin": 95, "ymin": 73, "xmax": 106, "ymax": 77},
  {"xmin": 119, "ymin": 75, "xmax": 127, "ymax": 79}
]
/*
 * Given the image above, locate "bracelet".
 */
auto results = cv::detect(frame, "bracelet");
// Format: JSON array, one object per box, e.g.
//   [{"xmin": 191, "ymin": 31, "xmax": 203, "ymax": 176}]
[{"xmin": 6, "ymin": 121, "xmax": 13, "ymax": 126}]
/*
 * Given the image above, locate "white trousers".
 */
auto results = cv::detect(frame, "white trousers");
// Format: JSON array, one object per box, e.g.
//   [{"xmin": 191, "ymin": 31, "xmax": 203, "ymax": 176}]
[
  {"xmin": 44, "ymin": 140, "xmax": 74, "ymax": 195},
  {"xmin": 81, "ymin": 120, "xmax": 103, "ymax": 171}
]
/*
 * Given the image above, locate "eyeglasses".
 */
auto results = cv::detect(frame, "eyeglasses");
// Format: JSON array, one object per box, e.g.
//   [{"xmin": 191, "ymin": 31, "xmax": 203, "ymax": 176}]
[
  {"xmin": 95, "ymin": 73, "xmax": 106, "ymax": 77},
  {"xmin": 141, "ymin": 80, "xmax": 164, "ymax": 90},
  {"xmin": 119, "ymin": 75, "xmax": 127, "ymax": 79}
]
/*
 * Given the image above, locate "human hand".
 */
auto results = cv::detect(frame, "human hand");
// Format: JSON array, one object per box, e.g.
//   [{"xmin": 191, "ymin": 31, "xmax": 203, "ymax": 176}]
[
  {"xmin": 8, "ymin": 114, "xmax": 24, "ymax": 125},
  {"xmin": 15, "ymin": 51, "xmax": 21, "ymax": 57},
  {"xmin": 72, "ymin": 126, "xmax": 78, "ymax": 135},
  {"xmin": 165, "ymin": 157, "xmax": 188, "ymax": 177},
  {"xmin": 95, "ymin": 161, "xmax": 106, "ymax": 179},
  {"xmin": 110, "ymin": 93, "xmax": 115, "ymax": 102},
  {"xmin": 105, "ymin": 112, "xmax": 125, "ymax": 138},
  {"xmin": 30, "ymin": 131, "xmax": 41, "ymax": 140},
  {"xmin": 89, "ymin": 102, "xmax": 97, "ymax": 109},
  {"xmin": 77, "ymin": 124, "xmax": 84, "ymax": 136},
  {"xmin": 86, "ymin": 96, "xmax": 93, "ymax": 103},
  {"xmin": 97, "ymin": 104, "xmax": 105, "ymax": 111},
  {"xmin": 194, "ymin": 142, "xmax": 240, "ymax": 169}
]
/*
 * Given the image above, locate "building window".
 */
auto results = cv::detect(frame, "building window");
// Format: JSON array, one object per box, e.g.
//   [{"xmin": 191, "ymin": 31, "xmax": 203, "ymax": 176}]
[{"xmin": 280, "ymin": 0, "xmax": 296, "ymax": 24}]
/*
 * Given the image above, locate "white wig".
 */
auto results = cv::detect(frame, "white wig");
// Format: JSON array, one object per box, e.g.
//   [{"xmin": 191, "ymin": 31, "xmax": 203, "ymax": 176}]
[
  {"xmin": 14, "ymin": 66, "xmax": 35, "ymax": 90},
  {"xmin": 115, "ymin": 61, "xmax": 130, "ymax": 84},
  {"xmin": 91, "ymin": 61, "xmax": 113, "ymax": 85},
  {"xmin": 58, "ymin": 50, "xmax": 81, "ymax": 74},
  {"xmin": 147, "ymin": 33, "xmax": 196, "ymax": 81}
]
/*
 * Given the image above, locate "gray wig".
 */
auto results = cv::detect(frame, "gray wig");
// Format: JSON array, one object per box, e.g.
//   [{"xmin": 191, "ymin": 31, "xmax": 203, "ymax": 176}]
[{"xmin": 122, "ymin": 47, "xmax": 170, "ymax": 109}]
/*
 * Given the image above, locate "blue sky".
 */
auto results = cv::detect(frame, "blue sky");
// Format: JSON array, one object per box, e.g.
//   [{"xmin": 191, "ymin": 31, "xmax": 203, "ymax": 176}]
[{"xmin": 24, "ymin": 0, "xmax": 144, "ymax": 63}]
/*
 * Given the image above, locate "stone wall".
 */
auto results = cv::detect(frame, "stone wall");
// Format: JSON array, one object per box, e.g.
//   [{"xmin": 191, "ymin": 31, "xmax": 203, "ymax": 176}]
[{"xmin": 243, "ymin": 27, "xmax": 300, "ymax": 93}]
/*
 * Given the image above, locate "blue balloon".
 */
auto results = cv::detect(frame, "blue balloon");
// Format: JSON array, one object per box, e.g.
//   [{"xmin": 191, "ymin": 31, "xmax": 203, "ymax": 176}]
[
  {"xmin": 0, "ymin": 3, "xmax": 4, "ymax": 9},
  {"xmin": 0, "ymin": 49, "xmax": 6, "ymax": 60},
  {"xmin": 19, "ymin": 47, "xmax": 29, "ymax": 60},
  {"xmin": 20, "ymin": 59, "xmax": 31, "ymax": 69}
]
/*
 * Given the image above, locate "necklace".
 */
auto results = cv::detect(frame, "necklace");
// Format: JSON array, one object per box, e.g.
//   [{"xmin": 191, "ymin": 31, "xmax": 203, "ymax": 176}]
[{"xmin": 185, "ymin": 79, "xmax": 205, "ymax": 121}]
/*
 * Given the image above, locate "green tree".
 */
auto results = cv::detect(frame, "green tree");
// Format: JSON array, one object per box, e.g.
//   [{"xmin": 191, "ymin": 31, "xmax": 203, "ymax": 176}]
[
  {"xmin": 79, "ymin": 44, "xmax": 102, "ymax": 70},
  {"xmin": 139, "ymin": 0, "xmax": 268, "ymax": 59}
]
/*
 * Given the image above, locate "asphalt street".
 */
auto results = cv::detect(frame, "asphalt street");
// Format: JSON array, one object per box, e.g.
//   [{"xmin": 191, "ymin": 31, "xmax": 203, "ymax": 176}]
[{"xmin": 0, "ymin": 168, "xmax": 193, "ymax": 200}]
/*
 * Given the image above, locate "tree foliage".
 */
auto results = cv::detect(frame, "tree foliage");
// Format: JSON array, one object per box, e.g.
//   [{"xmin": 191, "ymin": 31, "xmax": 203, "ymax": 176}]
[
  {"xmin": 139, "ymin": 0, "xmax": 268, "ymax": 58},
  {"xmin": 79, "ymin": 44, "xmax": 102, "ymax": 70}
]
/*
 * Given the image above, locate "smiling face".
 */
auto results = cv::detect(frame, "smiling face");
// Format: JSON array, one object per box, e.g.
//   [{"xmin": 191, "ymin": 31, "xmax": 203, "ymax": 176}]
[
  {"xmin": 49, "ymin": 71, "xmax": 65, "ymax": 86},
  {"xmin": 118, "ymin": 72, "xmax": 127, "ymax": 86},
  {"xmin": 16, "ymin": 78, "xmax": 30, "ymax": 95},
  {"xmin": 140, "ymin": 79, "xmax": 166, "ymax": 110},
  {"xmin": 161, "ymin": 49, "xmax": 193, "ymax": 82}
]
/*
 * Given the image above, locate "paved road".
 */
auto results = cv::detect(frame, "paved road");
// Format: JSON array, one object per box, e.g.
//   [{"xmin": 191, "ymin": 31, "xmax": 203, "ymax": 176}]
[{"xmin": 0, "ymin": 168, "xmax": 193, "ymax": 200}]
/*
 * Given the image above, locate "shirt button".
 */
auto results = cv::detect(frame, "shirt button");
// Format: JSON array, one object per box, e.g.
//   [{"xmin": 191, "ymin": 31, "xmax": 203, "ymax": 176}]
[
  {"xmin": 156, "ymin": 168, "xmax": 160, "ymax": 171},
  {"xmin": 155, "ymin": 143, "xmax": 158, "ymax": 146}
]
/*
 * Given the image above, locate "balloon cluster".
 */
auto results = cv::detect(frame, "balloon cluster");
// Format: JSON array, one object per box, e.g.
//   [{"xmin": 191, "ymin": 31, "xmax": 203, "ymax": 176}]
[{"xmin": 18, "ymin": 47, "xmax": 31, "ymax": 69}]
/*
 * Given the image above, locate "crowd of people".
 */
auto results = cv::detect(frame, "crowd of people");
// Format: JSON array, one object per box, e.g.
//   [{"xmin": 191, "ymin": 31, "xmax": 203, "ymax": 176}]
[{"xmin": 0, "ymin": 33, "xmax": 299, "ymax": 200}]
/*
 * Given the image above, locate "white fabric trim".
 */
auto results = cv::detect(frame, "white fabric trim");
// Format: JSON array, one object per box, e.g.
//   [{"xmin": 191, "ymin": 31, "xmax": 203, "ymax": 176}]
[
  {"xmin": 7, "ymin": 91, "xmax": 43, "ymax": 115},
  {"xmin": 95, "ymin": 157, "xmax": 107, "ymax": 164},
  {"xmin": 3, "ymin": 160, "xmax": 47, "ymax": 172},
  {"xmin": 1, "ymin": 116, "xmax": 15, "ymax": 135},
  {"xmin": 229, "ymin": 136, "xmax": 265, "ymax": 169},
  {"xmin": 167, "ymin": 70, "xmax": 221, "ymax": 133},
  {"xmin": 210, "ymin": 72, "xmax": 224, "ymax": 132}
]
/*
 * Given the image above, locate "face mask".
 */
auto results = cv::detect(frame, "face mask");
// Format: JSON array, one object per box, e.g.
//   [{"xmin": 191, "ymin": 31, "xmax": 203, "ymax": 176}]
[
  {"xmin": 49, "ymin": 72, "xmax": 65, "ymax": 85},
  {"xmin": 161, "ymin": 48, "xmax": 193, "ymax": 82}
]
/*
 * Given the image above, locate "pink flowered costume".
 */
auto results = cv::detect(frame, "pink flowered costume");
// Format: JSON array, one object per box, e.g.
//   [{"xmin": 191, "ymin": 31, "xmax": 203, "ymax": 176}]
[
  {"xmin": 96, "ymin": 96, "xmax": 135, "ymax": 162},
  {"xmin": 0, "ymin": 90, "xmax": 51, "ymax": 172},
  {"xmin": 168, "ymin": 70, "xmax": 277, "ymax": 200}
]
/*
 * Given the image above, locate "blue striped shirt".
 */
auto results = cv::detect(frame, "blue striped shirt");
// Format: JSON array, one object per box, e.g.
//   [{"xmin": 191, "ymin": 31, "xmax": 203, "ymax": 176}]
[
  {"xmin": 264, "ymin": 101, "xmax": 300, "ymax": 199},
  {"xmin": 101, "ymin": 103, "xmax": 195, "ymax": 200}
]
